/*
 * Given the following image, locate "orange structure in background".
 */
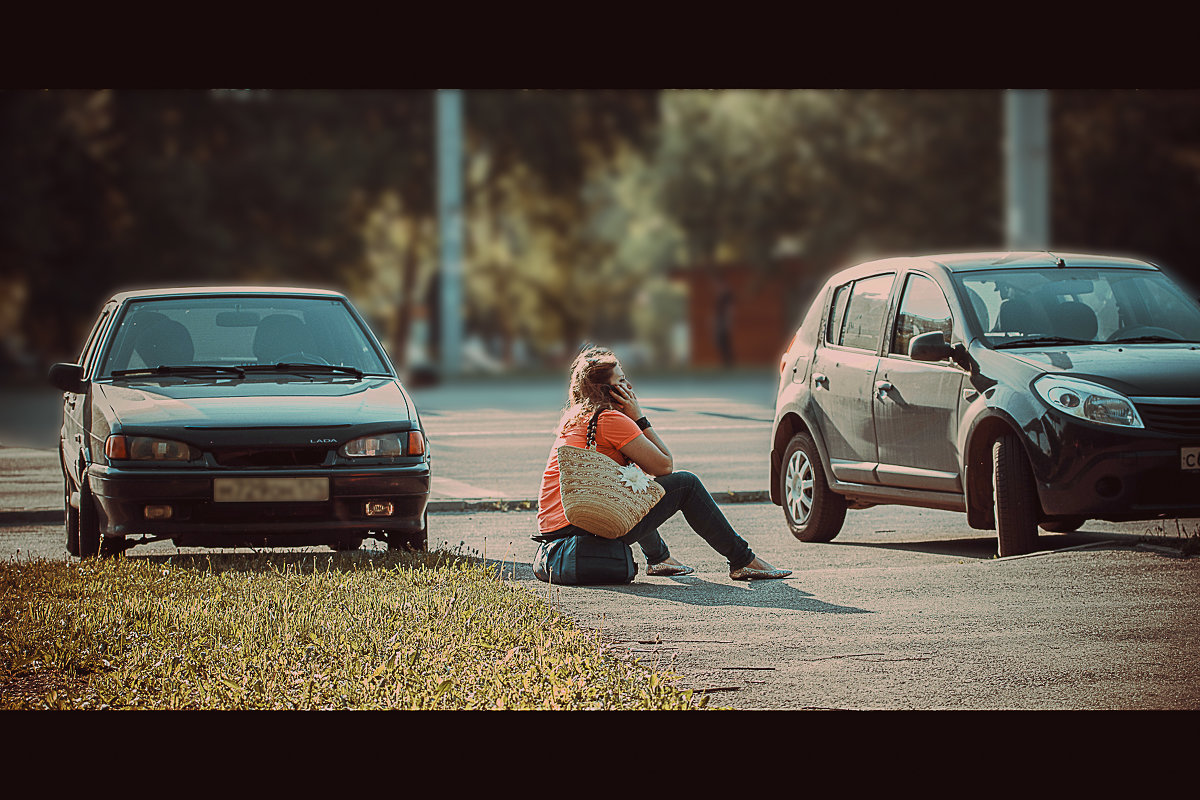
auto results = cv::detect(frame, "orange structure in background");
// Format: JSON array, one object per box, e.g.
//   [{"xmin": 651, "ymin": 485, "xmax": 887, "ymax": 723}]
[{"xmin": 678, "ymin": 260, "xmax": 815, "ymax": 368}]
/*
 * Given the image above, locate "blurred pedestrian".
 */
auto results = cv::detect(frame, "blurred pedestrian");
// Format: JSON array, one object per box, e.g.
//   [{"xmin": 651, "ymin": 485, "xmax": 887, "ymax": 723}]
[{"xmin": 535, "ymin": 345, "xmax": 791, "ymax": 580}]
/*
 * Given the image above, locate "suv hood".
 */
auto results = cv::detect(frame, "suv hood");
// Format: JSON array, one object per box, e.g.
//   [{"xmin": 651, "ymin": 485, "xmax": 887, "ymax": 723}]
[
  {"xmin": 1003, "ymin": 343, "xmax": 1200, "ymax": 397},
  {"xmin": 96, "ymin": 377, "xmax": 414, "ymax": 428}
]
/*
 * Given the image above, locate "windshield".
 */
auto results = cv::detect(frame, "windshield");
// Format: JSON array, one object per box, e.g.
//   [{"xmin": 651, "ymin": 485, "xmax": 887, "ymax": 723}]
[
  {"xmin": 952, "ymin": 267, "xmax": 1200, "ymax": 347},
  {"xmin": 95, "ymin": 296, "xmax": 392, "ymax": 378}
]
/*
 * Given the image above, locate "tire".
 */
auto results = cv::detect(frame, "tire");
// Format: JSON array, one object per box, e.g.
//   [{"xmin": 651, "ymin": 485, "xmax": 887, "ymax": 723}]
[
  {"xmin": 780, "ymin": 432, "xmax": 847, "ymax": 543},
  {"xmin": 329, "ymin": 536, "xmax": 364, "ymax": 552},
  {"xmin": 64, "ymin": 477, "xmax": 80, "ymax": 557},
  {"xmin": 1040, "ymin": 516, "xmax": 1085, "ymax": 533},
  {"xmin": 77, "ymin": 476, "xmax": 101, "ymax": 559},
  {"xmin": 993, "ymin": 433, "xmax": 1039, "ymax": 557},
  {"xmin": 387, "ymin": 513, "xmax": 428, "ymax": 552}
]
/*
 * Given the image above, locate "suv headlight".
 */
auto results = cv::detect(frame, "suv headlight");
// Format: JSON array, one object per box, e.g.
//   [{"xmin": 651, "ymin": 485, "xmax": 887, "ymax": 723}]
[
  {"xmin": 1033, "ymin": 375, "xmax": 1144, "ymax": 428},
  {"xmin": 340, "ymin": 431, "xmax": 425, "ymax": 458}
]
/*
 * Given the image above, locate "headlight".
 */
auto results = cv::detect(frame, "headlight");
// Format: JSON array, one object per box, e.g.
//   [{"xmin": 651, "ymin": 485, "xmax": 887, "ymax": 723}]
[
  {"xmin": 340, "ymin": 431, "xmax": 425, "ymax": 458},
  {"xmin": 1032, "ymin": 376, "xmax": 1144, "ymax": 428},
  {"xmin": 105, "ymin": 435, "xmax": 198, "ymax": 461}
]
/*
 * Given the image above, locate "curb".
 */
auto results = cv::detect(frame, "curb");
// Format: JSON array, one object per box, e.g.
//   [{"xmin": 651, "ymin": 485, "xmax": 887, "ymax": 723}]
[
  {"xmin": 0, "ymin": 491, "xmax": 773, "ymax": 525},
  {"xmin": 428, "ymin": 490, "xmax": 771, "ymax": 514}
]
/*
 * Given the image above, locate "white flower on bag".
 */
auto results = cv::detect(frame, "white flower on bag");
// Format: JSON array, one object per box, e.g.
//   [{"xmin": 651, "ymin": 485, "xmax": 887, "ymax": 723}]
[{"xmin": 617, "ymin": 463, "xmax": 653, "ymax": 493}]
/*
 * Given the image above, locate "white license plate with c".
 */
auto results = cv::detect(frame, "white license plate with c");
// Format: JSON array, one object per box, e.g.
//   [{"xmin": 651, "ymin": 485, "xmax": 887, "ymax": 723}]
[
  {"xmin": 1183, "ymin": 447, "xmax": 1200, "ymax": 472},
  {"xmin": 213, "ymin": 477, "xmax": 330, "ymax": 503}
]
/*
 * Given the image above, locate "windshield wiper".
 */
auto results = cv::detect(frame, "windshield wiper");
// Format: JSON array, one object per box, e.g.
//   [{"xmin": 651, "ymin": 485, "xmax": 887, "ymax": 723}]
[
  {"xmin": 1106, "ymin": 335, "xmax": 1191, "ymax": 344},
  {"xmin": 993, "ymin": 336, "xmax": 1096, "ymax": 349},
  {"xmin": 239, "ymin": 363, "xmax": 365, "ymax": 378},
  {"xmin": 112, "ymin": 365, "xmax": 246, "ymax": 378}
]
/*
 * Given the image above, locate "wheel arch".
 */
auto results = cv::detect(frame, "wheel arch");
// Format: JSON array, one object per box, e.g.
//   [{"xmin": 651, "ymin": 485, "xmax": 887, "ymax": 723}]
[
  {"xmin": 963, "ymin": 410, "xmax": 1044, "ymax": 530},
  {"xmin": 771, "ymin": 410, "xmax": 827, "ymax": 506}
]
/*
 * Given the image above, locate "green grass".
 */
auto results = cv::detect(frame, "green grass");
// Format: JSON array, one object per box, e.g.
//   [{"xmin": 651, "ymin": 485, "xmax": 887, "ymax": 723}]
[{"xmin": 0, "ymin": 549, "xmax": 708, "ymax": 710}]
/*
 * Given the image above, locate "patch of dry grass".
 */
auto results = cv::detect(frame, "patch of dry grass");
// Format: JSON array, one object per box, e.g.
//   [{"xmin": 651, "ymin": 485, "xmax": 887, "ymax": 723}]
[{"xmin": 0, "ymin": 549, "xmax": 706, "ymax": 710}]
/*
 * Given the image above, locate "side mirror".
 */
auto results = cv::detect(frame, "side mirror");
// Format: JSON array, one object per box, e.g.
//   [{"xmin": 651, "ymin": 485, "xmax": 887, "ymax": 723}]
[
  {"xmin": 48, "ymin": 362, "xmax": 85, "ymax": 394},
  {"xmin": 909, "ymin": 331, "xmax": 954, "ymax": 363}
]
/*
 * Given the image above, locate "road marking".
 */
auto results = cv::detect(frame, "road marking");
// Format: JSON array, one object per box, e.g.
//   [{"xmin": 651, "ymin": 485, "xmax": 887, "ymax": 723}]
[{"xmin": 431, "ymin": 476, "xmax": 509, "ymax": 498}]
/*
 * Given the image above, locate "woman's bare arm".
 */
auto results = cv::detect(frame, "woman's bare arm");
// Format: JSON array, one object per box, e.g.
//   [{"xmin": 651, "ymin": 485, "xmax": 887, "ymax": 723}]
[{"xmin": 610, "ymin": 383, "xmax": 673, "ymax": 476}]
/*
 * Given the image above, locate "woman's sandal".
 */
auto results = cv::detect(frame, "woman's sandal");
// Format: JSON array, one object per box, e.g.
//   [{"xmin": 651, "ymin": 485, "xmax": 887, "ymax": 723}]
[
  {"xmin": 729, "ymin": 565, "xmax": 792, "ymax": 581},
  {"xmin": 647, "ymin": 561, "xmax": 696, "ymax": 577}
]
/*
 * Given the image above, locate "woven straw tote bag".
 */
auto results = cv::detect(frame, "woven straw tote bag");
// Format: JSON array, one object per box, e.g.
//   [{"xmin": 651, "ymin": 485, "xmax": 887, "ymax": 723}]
[{"xmin": 557, "ymin": 408, "xmax": 665, "ymax": 539}]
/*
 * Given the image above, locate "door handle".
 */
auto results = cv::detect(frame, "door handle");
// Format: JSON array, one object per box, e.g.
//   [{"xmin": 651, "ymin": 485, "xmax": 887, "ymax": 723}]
[
  {"xmin": 875, "ymin": 380, "xmax": 893, "ymax": 400},
  {"xmin": 813, "ymin": 373, "xmax": 829, "ymax": 389}
]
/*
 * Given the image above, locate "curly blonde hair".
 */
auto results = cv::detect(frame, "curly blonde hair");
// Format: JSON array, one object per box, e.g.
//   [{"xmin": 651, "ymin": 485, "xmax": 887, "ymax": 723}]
[{"xmin": 558, "ymin": 345, "xmax": 620, "ymax": 434}]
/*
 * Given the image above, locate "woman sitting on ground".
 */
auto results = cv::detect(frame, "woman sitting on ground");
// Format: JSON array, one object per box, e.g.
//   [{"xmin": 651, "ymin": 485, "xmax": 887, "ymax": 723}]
[{"xmin": 535, "ymin": 346, "xmax": 791, "ymax": 580}]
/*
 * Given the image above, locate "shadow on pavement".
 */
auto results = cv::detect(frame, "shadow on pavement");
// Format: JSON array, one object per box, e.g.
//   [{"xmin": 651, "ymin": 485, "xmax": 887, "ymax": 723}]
[
  {"xmin": 478, "ymin": 557, "xmax": 871, "ymax": 614},
  {"xmin": 831, "ymin": 528, "xmax": 1148, "ymax": 560}
]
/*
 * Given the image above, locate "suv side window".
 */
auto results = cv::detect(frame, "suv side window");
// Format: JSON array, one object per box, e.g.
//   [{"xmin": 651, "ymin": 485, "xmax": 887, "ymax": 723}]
[
  {"xmin": 826, "ymin": 284, "xmax": 851, "ymax": 345},
  {"xmin": 835, "ymin": 273, "xmax": 895, "ymax": 351},
  {"xmin": 891, "ymin": 273, "xmax": 952, "ymax": 357}
]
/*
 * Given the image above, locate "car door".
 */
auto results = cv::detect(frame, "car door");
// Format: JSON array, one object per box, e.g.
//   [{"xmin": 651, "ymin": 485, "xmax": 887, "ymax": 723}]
[
  {"xmin": 62, "ymin": 303, "xmax": 116, "ymax": 484},
  {"xmin": 873, "ymin": 271, "xmax": 965, "ymax": 492},
  {"xmin": 809, "ymin": 272, "xmax": 895, "ymax": 485}
]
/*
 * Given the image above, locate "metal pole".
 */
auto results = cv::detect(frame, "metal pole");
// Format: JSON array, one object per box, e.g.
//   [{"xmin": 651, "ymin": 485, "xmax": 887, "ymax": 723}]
[
  {"xmin": 436, "ymin": 89, "xmax": 464, "ymax": 377},
  {"xmin": 1005, "ymin": 90, "xmax": 1050, "ymax": 250}
]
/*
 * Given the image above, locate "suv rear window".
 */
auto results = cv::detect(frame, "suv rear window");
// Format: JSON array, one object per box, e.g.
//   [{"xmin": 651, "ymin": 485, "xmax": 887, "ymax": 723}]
[{"xmin": 828, "ymin": 273, "xmax": 895, "ymax": 351}]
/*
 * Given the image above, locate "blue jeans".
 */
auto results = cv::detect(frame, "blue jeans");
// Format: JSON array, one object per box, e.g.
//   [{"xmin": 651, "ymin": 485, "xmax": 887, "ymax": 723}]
[{"xmin": 618, "ymin": 471, "xmax": 755, "ymax": 571}]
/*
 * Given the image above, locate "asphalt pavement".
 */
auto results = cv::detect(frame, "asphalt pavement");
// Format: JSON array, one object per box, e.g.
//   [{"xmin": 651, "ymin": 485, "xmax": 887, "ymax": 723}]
[{"xmin": 4, "ymin": 377, "xmax": 1199, "ymax": 709}]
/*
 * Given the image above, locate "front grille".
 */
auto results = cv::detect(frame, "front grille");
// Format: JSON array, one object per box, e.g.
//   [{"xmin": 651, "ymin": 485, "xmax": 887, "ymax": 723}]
[
  {"xmin": 211, "ymin": 447, "xmax": 330, "ymax": 467},
  {"xmin": 1134, "ymin": 402, "xmax": 1200, "ymax": 438}
]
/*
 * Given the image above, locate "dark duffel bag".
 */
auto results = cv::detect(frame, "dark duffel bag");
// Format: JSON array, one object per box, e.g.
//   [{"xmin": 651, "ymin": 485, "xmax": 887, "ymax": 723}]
[{"xmin": 532, "ymin": 531, "xmax": 637, "ymax": 585}]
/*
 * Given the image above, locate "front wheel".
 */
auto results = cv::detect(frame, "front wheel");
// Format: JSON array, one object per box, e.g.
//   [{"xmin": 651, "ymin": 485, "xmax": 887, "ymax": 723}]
[
  {"xmin": 64, "ymin": 477, "xmax": 80, "ymax": 557},
  {"xmin": 329, "ymin": 536, "xmax": 364, "ymax": 552},
  {"xmin": 993, "ymin": 433, "xmax": 1039, "ymax": 557},
  {"xmin": 77, "ymin": 477, "xmax": 101, "ymax": 559},
  {"xmin": 1040, "ymin": 516, "xmax": 1085, "ymax": 533},
  {"xmin": 780, "ymin": 432, "xmax": 846, "ymax": 543},
  {"xmin": 387, "ymin": 513, "xmax": 428, "ymax": 552}
]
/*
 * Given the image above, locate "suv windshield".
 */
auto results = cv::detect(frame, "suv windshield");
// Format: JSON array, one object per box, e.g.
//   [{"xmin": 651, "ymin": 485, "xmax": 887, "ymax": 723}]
[
  {"xmin": 96, "ymin": 296, "xmax": 392, "ymax": 378},
  {"xmin": 952, "ymin": 267, "xmax": 1200, "ymax": 347}
]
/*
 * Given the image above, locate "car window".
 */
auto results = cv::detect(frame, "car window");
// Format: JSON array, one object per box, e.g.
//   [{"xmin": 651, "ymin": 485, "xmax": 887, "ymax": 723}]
[
  {"xmin": 95, "ymin": 296, "xmax": 392, "ymax": 377},
  {"xmin": 835, "ymin": 273, "xmax": 895, "ymax": 352},
  {"xmin": 826, "ymin": 284, "xmax": 851, "ymax": 345},
  {"xmin": 954, "ymin": 267, "xmax": 1200, "ymax": 345},
  {"xmin": 78, "ymin": 305, "xmax": 115, "ymax": 377},
  {"xmin": 891, "ymin": 273, "xmax": 952, "ymax": 356}
]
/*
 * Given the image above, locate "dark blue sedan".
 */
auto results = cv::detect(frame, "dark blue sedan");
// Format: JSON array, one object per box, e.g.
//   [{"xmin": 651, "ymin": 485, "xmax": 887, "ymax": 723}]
[{"xmin": 49, "ymin": 287, "xmax": 431, "ymax": 557}]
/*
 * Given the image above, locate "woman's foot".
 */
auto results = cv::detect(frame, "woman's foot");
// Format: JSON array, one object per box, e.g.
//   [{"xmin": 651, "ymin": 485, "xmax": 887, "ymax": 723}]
[
  {"xmin": 647, "ymin": 556, "xmax": 695, "ymax": 577},
  {"xmin": 730, "ymin": 557, "xmax": 792, "ymax": 581}
]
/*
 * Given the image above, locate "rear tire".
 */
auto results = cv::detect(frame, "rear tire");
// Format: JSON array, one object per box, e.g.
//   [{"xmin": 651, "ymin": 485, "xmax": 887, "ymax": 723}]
[
  {"xmin": 1040, "ymin": 516, "xmax": 1085, "ymax": 533},
  {"xmin": 781, "ymin": 432, "xmax": 847, "ymax": 543},
  {"xmin": 993, "ymin": 433, "xmax": 1038, "ymax": 557}
]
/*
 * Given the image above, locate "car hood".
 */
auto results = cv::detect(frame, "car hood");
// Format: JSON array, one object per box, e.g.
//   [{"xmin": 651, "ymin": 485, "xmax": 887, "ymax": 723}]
[
  {"xmin": 1001, "ymin": 343, "xmax": 1200, "ymax": 397},
  {"xmin": 96, "ymin": 377, "xmax": 414, "ymax": 429}
]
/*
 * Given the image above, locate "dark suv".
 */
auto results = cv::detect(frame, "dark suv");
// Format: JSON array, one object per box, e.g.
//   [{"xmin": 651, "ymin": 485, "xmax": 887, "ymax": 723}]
[{"xmin": 771, "ymin": 251, "xmax": 1200, "ymax": 556}]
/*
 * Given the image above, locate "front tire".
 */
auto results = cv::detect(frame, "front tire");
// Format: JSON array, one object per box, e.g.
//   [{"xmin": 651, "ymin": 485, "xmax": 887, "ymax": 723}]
[
  {"xmin": 77, "ymin": 477, "xmax": 101, "ymax": 559},
  {"xmin": 993, "ymin": 433, "xmax": 1038, "ymax": 557},
  {"xmin": 329, "ymin": 536, "xmax": 364, "ymax": 552},
  {"xmin": 387, "ymin": 512, "xmax": 428, "ymax": 552},
  {"xmin": 1040, "ymin": 516, "xmax": 1085, "ymax": 533},
  {"xmin": 64, "ymin": 478, "xmax": 80, "ymax": 557},
  {"xmin": 781, "ymin": 432, "xmax": 847, "ymax": 543}
]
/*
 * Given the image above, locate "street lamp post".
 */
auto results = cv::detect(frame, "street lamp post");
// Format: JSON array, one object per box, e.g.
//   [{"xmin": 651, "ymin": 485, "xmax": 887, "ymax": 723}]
[
  {"xmin": 436, "ymin": 89, "xmax": 464, "ymax": 378},
  {"xmin": 1005, "ymin": 90, "xmax": 1050, "ymax": 251}
]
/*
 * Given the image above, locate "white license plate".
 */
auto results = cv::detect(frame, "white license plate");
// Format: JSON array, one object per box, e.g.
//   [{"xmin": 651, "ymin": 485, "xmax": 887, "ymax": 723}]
[
  {"xmin": 213, "ymin": 477, "xmax": 330, "ymax": 503},
  {"xmin": 1184, "ymin": 447, "xmax": 1200, "ymax": 472}
]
